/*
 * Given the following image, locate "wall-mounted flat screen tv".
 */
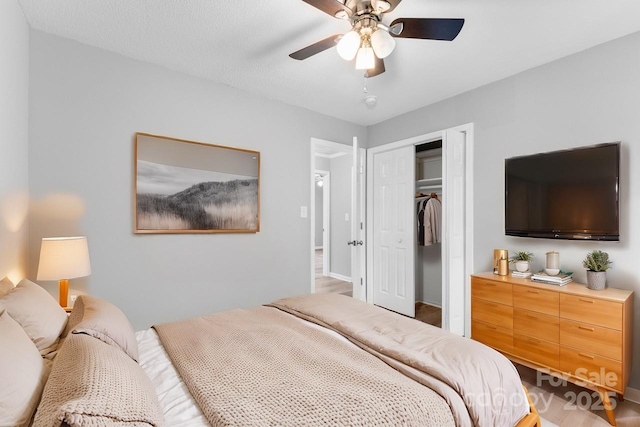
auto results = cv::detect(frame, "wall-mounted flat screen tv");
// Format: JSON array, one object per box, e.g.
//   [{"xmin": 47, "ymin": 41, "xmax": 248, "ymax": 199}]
[{"xmin": 505, "ymin": 142, "xmax": 620, "ymax": 241}]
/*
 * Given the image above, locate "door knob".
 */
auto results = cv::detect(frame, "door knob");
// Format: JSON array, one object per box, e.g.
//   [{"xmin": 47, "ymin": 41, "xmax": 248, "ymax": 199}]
[{"xmin": 347, "ymin": 240, "xmax": 364, "ymax": 246}]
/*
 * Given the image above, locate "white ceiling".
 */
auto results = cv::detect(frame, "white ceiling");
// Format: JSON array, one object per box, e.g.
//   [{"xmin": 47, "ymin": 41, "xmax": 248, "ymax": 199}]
[{"xmin": 17, "ymin": 0, "xmax": 640, "ymax": 126}]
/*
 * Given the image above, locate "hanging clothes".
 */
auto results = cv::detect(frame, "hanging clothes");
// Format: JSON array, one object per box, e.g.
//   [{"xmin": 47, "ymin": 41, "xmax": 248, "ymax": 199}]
[
  {"xmin": 416, "ymin": 196, "xmax": 430, "ymax": 246},
  {"xmin": 424, "ymin": 196, "xmax": 442, "ymax": 245}
]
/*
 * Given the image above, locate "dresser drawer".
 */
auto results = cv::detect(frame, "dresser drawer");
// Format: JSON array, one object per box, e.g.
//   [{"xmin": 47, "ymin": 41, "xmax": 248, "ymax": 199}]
[
  {"xmin": 514, "ymin": 309, "xmax": 559, "ymax": 344},
  {"xmin": 513, "ymin": 285, "xmax": 559, "ymax": 316},
  {"xmin": 472, "ymin": 320, "xmax": 513, "ymax": 354},
  {"xmin": 472, "ymin": 298, "xmax": 513, "ymax": 329},
  {"xmin": 560, "ymin": 319, "xmax": 622, "ymax": 361},
  {"xmin": 560, "ymin": 294, "xmax": 622, "ymax": 330},
  {"xmin": 472, "ymin": 278, "xmax": 512, "ymax": 305},
  {"xmin": 560, "ymin": 346, "xmax": 623, "ymax": 393},
  {"xmin": 514, "ymin": 333, "xmax": 559, "ymax": 369}
]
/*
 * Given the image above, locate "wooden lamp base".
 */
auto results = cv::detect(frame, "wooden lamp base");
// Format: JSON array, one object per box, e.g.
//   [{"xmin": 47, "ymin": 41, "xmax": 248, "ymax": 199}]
[{"xmin": 58, "ymin": 279, "xmax": 69, "ymax": 307}]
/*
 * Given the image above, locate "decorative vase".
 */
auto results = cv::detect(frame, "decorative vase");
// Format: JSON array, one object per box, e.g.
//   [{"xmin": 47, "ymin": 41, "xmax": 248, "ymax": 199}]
[
  {"xmin": 515, "ymin": 260, "xmax": 529, "ymax": 272},
  {"xmin": 586, "ymin": 270, "xmax": 606, "ymax": 290}
]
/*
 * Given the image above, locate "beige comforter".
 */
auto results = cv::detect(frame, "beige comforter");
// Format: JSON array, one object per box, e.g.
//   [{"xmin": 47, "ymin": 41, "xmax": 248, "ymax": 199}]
[{"xmin": 154, "ymin": 294, "xmax": 529, "ymax": 427}]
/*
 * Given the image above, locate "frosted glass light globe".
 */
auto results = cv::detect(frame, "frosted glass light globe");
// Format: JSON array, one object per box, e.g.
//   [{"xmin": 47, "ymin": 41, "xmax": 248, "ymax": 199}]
[
  {"xmin": 337, "ymin": 31, "xmax": 361, "ymax": 61},
  {"xmin": 355, "ymin": 46, "xmax": 375, "ymax": 70},
  {"xmin": 371, "ymin": 29, "xmax": 396, "ymax": 59}
]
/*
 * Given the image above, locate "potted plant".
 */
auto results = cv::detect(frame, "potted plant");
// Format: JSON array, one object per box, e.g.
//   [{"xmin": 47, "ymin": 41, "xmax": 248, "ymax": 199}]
[
  {"xmin": 510, "ymin": 251, "xmax": 534, "ymax": 272},
  {"xmin": 582, "ymin": 250, "xmax": 611, "ymax": 290}
]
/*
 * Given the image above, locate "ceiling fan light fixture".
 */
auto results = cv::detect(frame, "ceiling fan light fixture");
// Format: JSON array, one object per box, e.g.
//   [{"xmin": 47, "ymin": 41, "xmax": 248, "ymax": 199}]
[
  {"xmin": 373, "ymin": 0, "xmax": 391, "ymax": 13},
  {"xmin": 334, "ymin": 10, "xmax": 349, "ymax": 19},
  {"xmin": 337, "ymin": 30, "xmax": 360, "ymax": 60},
  {"xmin": 355, "ymin": 45, "xmax": 375, "ymax": 70},
  {"xmin": 370, "ymin": 28, "xmax": 396, "ymax": 58}
]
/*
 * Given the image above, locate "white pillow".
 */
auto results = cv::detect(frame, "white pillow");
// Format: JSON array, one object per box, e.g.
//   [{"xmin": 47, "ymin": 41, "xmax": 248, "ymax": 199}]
[
  {"xmin": 0, "ymin": 276, "xmax": 13, "ymax": 297},
  {"xmin": 0, "ymin": 310, "xmax": 49, "ymax": 427},
  {"xmin": 0, "ymin": 279, "xmax": 68, "ymax": 356}
]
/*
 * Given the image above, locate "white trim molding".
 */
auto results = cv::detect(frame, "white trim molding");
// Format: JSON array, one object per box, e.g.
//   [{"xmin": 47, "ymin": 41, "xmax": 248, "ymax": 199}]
[
  {"xmin": 624, "ymin": 387, "xmax": 640, "ymax": 404},
  {"xmin": 329, "ymin": 272, "xmax": 351, "ymax": 283}
]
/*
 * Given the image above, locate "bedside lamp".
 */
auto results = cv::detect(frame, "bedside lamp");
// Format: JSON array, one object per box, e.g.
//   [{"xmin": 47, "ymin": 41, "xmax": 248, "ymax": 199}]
[{"xmin": 37, "ymin": 236, "xmax": 91, "ymax": 307}]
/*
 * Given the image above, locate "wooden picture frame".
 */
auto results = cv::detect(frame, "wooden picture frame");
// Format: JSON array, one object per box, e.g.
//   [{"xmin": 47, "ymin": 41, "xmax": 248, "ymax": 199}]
[{"xmin": 134, "ymin": 133, "xmax": 260, "ymax": 234}]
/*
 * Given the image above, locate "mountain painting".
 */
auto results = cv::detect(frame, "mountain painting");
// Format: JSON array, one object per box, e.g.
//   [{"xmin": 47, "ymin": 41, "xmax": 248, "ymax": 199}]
[{"xmin": 135, "ymin": 133, "xmax": 260, "ymax": 233}]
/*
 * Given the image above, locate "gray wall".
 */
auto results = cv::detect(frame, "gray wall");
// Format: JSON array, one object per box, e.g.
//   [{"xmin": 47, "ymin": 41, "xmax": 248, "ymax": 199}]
[
  {"xmin": 0, "ymin": 1, "xmax": 29, "ymax": 283},
  {"xmin": 329, "ymin": 153, "xmax": 352, "ymax": 278},
  {"xmin": 417, "ymin": 245, "xmax": 442, "ymax": 306},
  {"xmin": 28, "ymin": 31, "xmax": 366, "ymax": 329},
  {"xmin": 369, "ymin": 31, "xmax": 640, "ymax": 388}
]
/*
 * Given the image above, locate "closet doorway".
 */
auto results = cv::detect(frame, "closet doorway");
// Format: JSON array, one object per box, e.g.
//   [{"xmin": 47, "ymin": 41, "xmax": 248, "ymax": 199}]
[
  {"xmin": 366, "ymin": 124, "xmax": 474, "ymax": 336},
  {"xmin": 416, "ymin": 142, "xmax": 443, "ymax": 327}
]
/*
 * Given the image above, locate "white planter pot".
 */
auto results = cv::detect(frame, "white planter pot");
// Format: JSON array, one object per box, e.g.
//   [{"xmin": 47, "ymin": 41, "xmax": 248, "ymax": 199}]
[
  {"xmin": 586, "ymin": 270, "xmax": 607, "ymax": 290},
  {"xmin": 515, "ymin": 261, "xmax": 530, "ymax": 272}
]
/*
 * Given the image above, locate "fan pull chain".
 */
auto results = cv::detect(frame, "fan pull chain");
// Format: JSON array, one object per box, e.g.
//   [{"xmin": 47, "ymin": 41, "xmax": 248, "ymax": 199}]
[{"xmin": 363, "ymin": 76, "xmax": 368, "ymax": 93}]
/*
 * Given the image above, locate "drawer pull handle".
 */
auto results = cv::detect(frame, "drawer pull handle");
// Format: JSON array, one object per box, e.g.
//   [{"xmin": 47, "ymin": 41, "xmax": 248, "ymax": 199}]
[
  {"xmin": 527, "ymin": 315, "xmax": 538, "ymax": 320},
  {"xmin": 578, "ymin": 326, "xmax": 594, "ymax": 332},
  {"xmin": 527, "ymin": 290, "xmax": 539, "ymax": 294},
  {"xmin": 578, "ymin": 298, "xmax": 594, "ymax": 304},
  {"xmin": 528, "ymin": 338, "xmax": 540, "ymax": 344},
  {"xmin": 578, "ymin": 352, "xmax": 595, "ymax": 359},
  {"xmin": 485, "ymin": 283, "xmax": 497, "ymax": 286},
  {"xmin": 486, "ymin": 325, "xmax": 497, "ymax": 330},
  {"xmin": 486, "ymin": 303, "xmax": 498, "ymax": 308}
]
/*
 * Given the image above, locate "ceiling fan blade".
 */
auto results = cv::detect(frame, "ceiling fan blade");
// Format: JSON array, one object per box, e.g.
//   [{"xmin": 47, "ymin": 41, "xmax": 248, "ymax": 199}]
[
  {"xmin": 364, "ymin": 57, "xmax": 385, "ymax": 78},
  {"xmin": 289, "ymin": 34, "xmax": 341, "ymax": 60},
  {"xmin": 301, "ymin": 0, "xmax": 352, "ymax": 18},
  {"xmin": 389, "ymin": 18, "xmax": 464, "ymax": 41}
]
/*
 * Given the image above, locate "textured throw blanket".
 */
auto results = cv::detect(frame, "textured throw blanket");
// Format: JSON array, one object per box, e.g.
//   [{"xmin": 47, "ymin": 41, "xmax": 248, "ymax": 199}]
[
  {"xmin": 154, "ymin": 294, "xmax": 529, "ymax": 426},
  {"xmin": 268, "ymin": 294, "xmax": 530, "ymax": 426},
  {"xmin": 154, "ymin": 303, "xmax": 455, "ymax": 426}
]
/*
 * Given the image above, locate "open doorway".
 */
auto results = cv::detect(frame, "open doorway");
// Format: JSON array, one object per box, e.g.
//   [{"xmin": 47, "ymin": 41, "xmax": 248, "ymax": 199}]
[{"xmin": 310, "ymin": 138, "xmax": 353, "ymax": 297}]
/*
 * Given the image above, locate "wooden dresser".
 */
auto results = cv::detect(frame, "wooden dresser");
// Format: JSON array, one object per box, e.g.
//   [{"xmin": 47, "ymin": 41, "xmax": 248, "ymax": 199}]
[{"xmin": 471, "ymin": 272, "xmax": 633, "ymax": 426}]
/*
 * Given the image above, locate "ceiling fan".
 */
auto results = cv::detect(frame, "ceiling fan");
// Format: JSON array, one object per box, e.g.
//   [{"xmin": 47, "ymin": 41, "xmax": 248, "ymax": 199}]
[{"xmin": 289, "ymin": 0, "xmax": 464, "ymax": 77}]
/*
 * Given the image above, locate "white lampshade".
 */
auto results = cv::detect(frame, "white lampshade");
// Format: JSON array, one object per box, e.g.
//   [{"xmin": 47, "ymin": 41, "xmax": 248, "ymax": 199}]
[
  {"xmin": 37, "ymin": 236, "xmax": 91, "ymax": 280},
  {"xmin": 371, "ymin": 28, "xmax": 396, "ymax": 59},
  {"xmin": 337, "ymin": 31, "xmax": 361, "ymax": 60},
  {"xmin": 355, "ymin": 46, "xmax": 375, "ymax": 70}
]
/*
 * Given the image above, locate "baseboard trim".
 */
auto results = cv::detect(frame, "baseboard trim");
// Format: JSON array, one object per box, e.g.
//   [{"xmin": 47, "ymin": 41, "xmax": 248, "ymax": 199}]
[
  {"xmin": 624, "ymin": 386, "xmax": 640, "ymax": 404},
  {"xmin": 329, "ymin": 272, "xmax": 351, "ymax": 282},
  {"xmin": 417, "ymin": 300, "xmax": 442, "ymax": 308}
]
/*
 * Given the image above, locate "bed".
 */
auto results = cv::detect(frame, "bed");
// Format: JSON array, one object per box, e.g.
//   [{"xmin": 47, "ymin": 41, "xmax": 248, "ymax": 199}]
[{"xmin": 0, "ymin": 278, "xmax": 540, "ymax": 427}]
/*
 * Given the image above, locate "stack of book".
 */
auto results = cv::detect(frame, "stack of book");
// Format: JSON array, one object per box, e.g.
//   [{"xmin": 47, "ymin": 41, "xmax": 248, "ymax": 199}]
[
  {"xmin": 531, "ymin": 271, "xmax": 573, "ymax": 286},
  {"xmin": 511, "ymin": 271, "xmax": 532, "ymax": 278}
]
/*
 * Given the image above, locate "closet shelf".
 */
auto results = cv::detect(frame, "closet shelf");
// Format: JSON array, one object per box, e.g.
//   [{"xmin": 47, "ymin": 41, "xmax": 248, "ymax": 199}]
[{"xmin": 416, "ymin": 177, "xmax": 442, "ymax": 191}]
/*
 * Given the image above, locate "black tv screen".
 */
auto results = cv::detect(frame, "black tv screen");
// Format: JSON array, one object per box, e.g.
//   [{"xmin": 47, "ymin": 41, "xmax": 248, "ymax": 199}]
[{"xmin": 505, "ymin": 142, "xmax": 620, "ymax": 241}]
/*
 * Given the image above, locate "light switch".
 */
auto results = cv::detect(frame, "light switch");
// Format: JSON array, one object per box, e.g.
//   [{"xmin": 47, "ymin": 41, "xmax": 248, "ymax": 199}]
[
  {"xmin": 300, "ymin": 206, "xmax": 308, "ymax": 218},
  {"xmin": 345, "ymin": 213, "xmax": 349, "ymax": 221}
]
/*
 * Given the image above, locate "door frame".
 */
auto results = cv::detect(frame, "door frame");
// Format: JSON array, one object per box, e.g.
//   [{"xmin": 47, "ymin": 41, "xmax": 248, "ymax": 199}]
[
  {"xmin": 310, "ymin": 137, "xmax": 353, "ymax": 293},
  {"xmin": 366, "ymin": 124, "xmax": 474, "ymax": 336}
]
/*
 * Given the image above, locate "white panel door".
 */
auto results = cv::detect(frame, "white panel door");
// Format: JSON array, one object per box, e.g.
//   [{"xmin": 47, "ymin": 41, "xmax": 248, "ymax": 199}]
[
  {"xmin": 372, "ymin": 146, "xmax": 415, "ymax": 317},
  {"xmin": 351, "ymin": 137, "xmax": 366, "ymax": 301},
  {"xmin": 442, "ymin": 129, "xmax": 466, "ymax": 335}
]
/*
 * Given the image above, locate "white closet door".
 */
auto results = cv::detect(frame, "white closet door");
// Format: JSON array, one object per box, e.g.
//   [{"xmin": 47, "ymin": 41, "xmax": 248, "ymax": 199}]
[
  {"xmin": 442, "ymin": 129, "xmax": 466, "ymax": 335},
  {"xmin": 372, "ymin": 146, "xmax": 415, "ymax": 317}
]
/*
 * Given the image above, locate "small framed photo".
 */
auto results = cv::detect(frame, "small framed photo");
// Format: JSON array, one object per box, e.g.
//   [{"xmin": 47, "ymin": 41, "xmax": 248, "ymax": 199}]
[{"xmin": 135, "ymin": 133, "xmax": 260, "ymax": 234}]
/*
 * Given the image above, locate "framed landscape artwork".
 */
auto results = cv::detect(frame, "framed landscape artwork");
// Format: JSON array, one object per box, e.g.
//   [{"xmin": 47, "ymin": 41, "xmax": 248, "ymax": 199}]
[{"xmin": 134, "ymin": 133, "xmax": 260, "ymax": 234}]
